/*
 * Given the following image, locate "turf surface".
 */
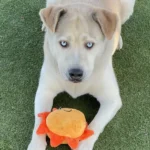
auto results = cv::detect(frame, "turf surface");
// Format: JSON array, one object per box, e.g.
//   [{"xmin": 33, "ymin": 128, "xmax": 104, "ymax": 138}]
[{"xmin": 0, "ymin": 0, "xmax": 150, "ymax": 150}]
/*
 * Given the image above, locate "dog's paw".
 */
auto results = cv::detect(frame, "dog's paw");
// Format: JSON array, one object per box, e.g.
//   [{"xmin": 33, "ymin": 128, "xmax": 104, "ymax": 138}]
[
  {"xmin": 27, "ymin": 137, "xmax": 47, "ymax": 150},
  {"xmin": 117, "ymin": 36, "xmax": 123, "ymax": 50},
  {"xmin": 75, "ymin": 137, "xmax": 95, "ymax": 150}
]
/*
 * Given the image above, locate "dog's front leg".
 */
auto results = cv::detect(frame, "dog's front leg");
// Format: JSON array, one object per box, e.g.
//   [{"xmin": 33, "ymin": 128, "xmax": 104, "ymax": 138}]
[
  {"xmin": 77, "ymin": 69, "xmax": 122, "ymax": 150},
  {"xmin": 27, "ymin": 71, "xmax": 60, "ymax": 150},
  {"xmin": 77, "ymin": 94, "xmax": 122, "ymax": 150},
  {"xmin": 27, "ymin": 91, "xmax": 55, "ymax": 150}
]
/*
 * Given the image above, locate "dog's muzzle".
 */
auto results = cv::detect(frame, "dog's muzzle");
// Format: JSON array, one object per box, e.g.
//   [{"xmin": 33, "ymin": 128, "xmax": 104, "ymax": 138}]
[{"xmin": 68, "ymin": 68, "xmax": 83, "ymax": 83}]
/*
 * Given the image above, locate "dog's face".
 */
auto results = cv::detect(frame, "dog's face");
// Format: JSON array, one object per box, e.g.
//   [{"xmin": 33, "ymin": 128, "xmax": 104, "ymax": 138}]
[{"xmin": 40, "ymin": 4, "xmax": 117, "ymax": 83}]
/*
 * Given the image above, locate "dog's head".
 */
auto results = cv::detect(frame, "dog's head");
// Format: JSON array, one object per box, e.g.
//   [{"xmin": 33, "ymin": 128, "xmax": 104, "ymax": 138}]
[{"xmin": 40, "ymin": 4, "xmax": 117, "ymax": 83}]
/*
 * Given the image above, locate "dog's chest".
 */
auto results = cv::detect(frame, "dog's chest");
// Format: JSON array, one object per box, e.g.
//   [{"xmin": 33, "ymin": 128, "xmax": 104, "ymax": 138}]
[{"xmin": 63, "ymin": 82, "xmax": 89, "ymax": 98}]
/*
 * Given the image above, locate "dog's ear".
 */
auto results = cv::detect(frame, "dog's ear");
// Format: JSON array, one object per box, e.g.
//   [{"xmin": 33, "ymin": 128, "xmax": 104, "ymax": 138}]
[
  {"xmin": 39, "ymin": 6, "xmax": 67, "ymax": 32},
  {"xmin": 92, "ymin": 9, "xmax": 118, "ymax": 40}
]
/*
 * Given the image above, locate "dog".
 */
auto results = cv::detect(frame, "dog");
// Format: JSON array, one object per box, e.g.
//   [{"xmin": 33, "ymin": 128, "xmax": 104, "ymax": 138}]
[{"xmin": 27, "ymin": 0, "xmax": 136, "ymax": 150}]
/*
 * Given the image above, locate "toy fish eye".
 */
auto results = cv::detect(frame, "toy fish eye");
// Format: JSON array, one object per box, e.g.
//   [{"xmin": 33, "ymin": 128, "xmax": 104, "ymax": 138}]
[{"xmin": 63, "ymin": 109, "xmax": 72, "ymax": 112}]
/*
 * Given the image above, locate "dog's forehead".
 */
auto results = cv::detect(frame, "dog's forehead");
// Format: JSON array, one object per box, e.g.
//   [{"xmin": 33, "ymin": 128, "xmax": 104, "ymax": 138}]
[
  {"xmin": 59, "ymin": 14, "xmax": 88, "ymax": 32},
  {"xmin": 57, "ymin": 13, "xmax": 102, "ymax": 42}
]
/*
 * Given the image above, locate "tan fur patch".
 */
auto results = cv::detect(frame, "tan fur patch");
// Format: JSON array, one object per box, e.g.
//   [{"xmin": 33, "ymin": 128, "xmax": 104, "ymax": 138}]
[{"xmin": 92, "ymin": 9, "xmax": 117, "ymax": 40}]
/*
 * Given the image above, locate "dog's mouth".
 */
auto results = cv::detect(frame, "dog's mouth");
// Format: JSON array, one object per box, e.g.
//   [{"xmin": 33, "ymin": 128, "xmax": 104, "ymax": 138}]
[{"xmin": 69, "ymin": 78, "xmax": 82, "ymax": 83}]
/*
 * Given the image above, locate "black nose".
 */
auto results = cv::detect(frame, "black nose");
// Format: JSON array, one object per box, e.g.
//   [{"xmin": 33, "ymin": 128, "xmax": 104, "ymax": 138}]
[{"xmin": 69, "ymin": 68, "xmax": 83, "ymax": 82}]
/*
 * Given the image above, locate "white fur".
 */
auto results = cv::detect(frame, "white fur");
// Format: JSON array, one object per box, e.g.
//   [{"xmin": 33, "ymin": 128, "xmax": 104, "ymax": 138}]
[
  {"xmin": 27, "ymin": 0, "xmax": 135, "ymax": 150},
  {"xmin": 120, "ymin": 0, "xmax": 136, "ymax": 24}
]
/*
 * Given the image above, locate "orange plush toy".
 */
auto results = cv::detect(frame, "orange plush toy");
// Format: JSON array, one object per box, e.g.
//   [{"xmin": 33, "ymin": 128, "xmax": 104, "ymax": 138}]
[{"xmin": 36, "ymin": 108, "xmax": 94, "ymax": 149}]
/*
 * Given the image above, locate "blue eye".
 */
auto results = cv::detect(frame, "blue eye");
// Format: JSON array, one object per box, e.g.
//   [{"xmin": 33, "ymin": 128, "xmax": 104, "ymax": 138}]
[
  {"xmin": 85, "ymin": 42, "xmax": 94, "ymax": 49},
  {"xmin": 60, "ymin": 41, "xmax": 68, "ymax": 48}
]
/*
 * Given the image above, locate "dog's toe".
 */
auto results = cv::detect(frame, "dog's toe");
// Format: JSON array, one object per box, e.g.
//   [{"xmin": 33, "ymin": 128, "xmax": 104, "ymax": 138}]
[
  {"xmin": 27, "ymin": 136, "xmax": 47, "ymax": 150},
  {"xmin": 75, "ymin": 138, "xmax": 95, "ymax": 150}
]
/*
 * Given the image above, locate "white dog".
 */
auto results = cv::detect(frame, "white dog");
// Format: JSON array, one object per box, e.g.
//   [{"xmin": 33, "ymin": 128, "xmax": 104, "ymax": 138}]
[{"xmin": 28, "ymin": 0, "xmax": 136, "ymax": 150}]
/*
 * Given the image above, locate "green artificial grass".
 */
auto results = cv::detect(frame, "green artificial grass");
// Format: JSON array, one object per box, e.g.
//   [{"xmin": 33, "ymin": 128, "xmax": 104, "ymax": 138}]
[{"xmin": 0, "ymin": 0, "xmax": 150, "ymax": 150}]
